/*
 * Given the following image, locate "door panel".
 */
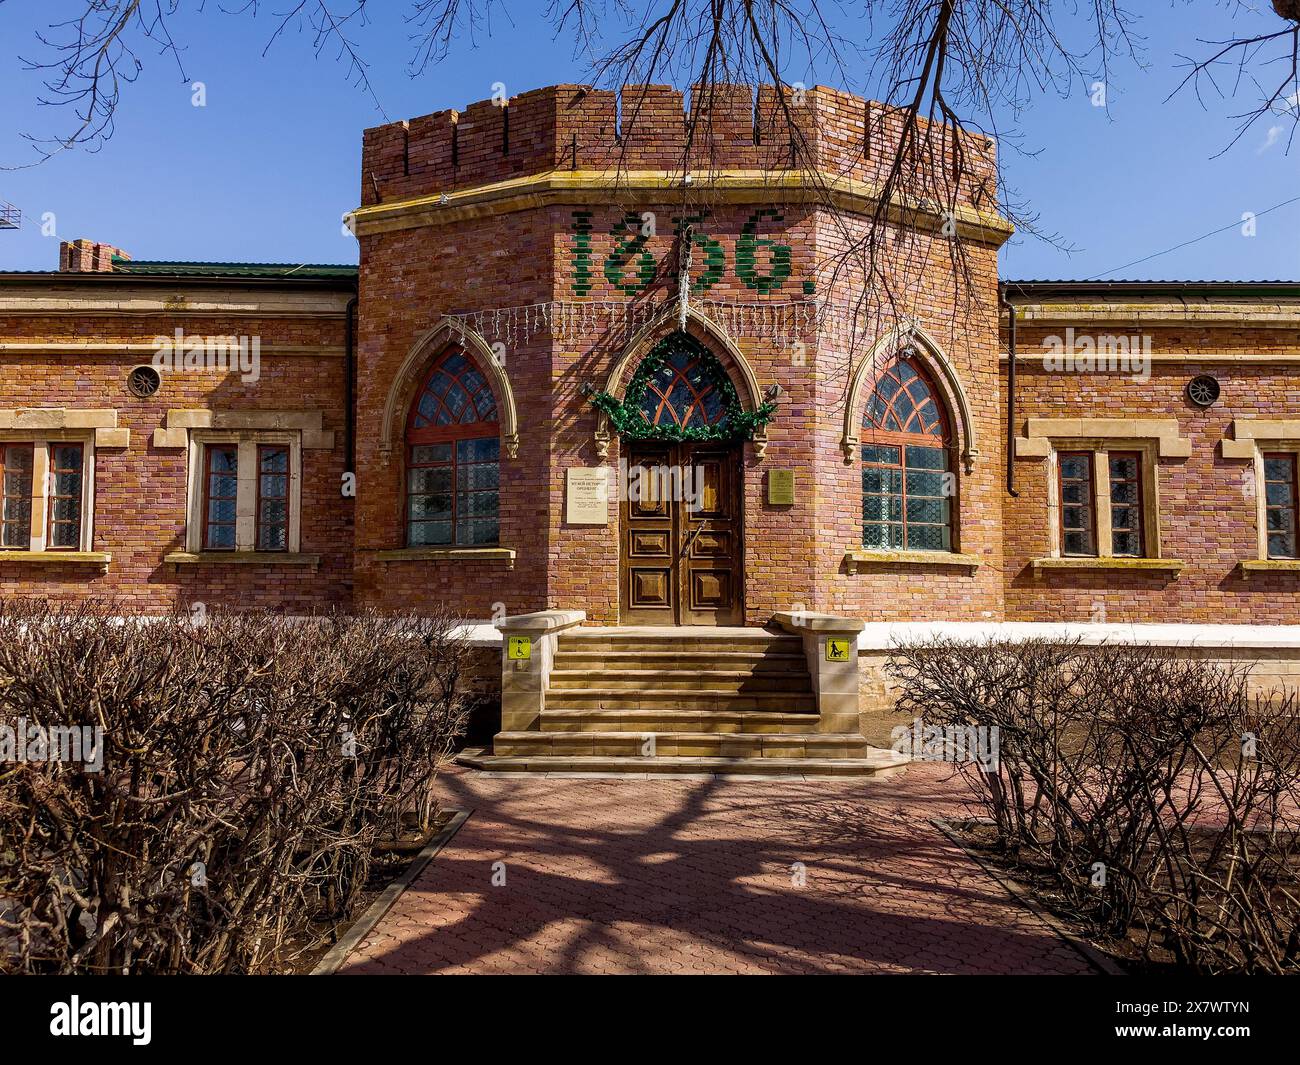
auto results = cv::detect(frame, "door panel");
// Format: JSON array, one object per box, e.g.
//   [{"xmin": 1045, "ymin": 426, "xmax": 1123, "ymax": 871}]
[
  {"xmin": 619, "ymin": 442, "xmax": 743, "ymax": 625},
  {"xmin": 621, "ymin": 444, "xmax": 676, "ymax": 624},
  {"xmin": 677, "ymin": 445, "xmax": 742, "ymax": 624},
  {"xmin": 629, "ymin": 531, "xmax": 671, "ymax": 556},
  {"xmin": 630, "ymin": 568, "xmax": 672, "ymax": 608}
]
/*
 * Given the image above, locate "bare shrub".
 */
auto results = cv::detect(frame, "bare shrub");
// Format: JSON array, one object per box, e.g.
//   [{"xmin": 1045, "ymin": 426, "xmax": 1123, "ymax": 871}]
[
  {"xmin": 887, "ymin": 638, "xmax": 1300, "ymax": 973},
  {"xmin": 0, "ymin": 602, "xmax": 469, "ymax": 974}
]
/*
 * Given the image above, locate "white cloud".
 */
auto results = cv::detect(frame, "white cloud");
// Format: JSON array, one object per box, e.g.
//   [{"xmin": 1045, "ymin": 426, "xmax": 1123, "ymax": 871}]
[{"xmin": 1258, "ymin": 124, "xmax": 1284, "ymax": 152}]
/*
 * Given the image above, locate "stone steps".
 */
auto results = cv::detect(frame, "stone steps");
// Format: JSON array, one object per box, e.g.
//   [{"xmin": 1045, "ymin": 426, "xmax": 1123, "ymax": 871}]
[
  {"xmin": 538, "ymin": 708, "xmax": 821, "ymax": 733},
  {"xmin": 495, "ymin": 730, "xmax": 870, "ymax": 758},
  {"xmin": 556, "ymin": 632, "xmax": 800, "ymax": 654},
  {"xmin": 485, "ymin": 620, "xmax": 894, "ymax": 778},
  {"xmin": 547, "ymin": 669, "xmax": 814, "ymax": 692},
  {"xmin": 457, "ymin": 747, "xmax": 909, "ymax": 778},
  {"xmin": 552, "ymin": 650, "xmax": 808, "ymax": 671},
  {"xmin": 543, "ymin": 688, "xmax": 818, "ymax": 712}
]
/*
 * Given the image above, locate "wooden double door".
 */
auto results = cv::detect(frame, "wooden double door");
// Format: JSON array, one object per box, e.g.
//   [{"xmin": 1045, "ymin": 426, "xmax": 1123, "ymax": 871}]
[{"xmin": 620, "ymin": 441, "xmax": 743, "ymax": 625}]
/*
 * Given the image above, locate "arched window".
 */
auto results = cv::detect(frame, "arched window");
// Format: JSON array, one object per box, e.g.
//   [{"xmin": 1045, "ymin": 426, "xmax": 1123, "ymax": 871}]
[
  {"xmin": 861, "ymin": 355, "xmax": 953, "ymax": 552},
  {"xmin": 405, "ymin": 346, "xmax": 499, "ymax": 547},
  {"xmin": 636, "ymin": 338, "xmax": 730, "ymax": 431}
]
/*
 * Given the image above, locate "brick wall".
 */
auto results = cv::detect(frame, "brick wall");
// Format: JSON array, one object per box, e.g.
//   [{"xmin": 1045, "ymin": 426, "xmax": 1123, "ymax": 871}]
[
  {"xmin": 0, "ymin": 287, "xmax": 354, "ymax": 613},
  {"xmin": 354, "ymin": 81, "xmax": 1004, "ymax": 625},
  {"xmin": 9, "ymin": 84, "xmax": 1297, "ymax": 636},
  {"xmin": 359, "ymin": 83, "xmax": 997, "ymax": 207},
  {"xmin": 1002, "ymin": 315, "xmax": 1300, "ymax": 623},
  {"xmin": 813, "ymin": 214, "xmax": 1005, "ymax": 622}
]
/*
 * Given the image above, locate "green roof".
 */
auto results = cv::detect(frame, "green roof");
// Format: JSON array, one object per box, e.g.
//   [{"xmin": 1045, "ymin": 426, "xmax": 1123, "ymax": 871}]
[{"xmin": 109, "ymin": 256, "xmax": 358, "ymax": 280}]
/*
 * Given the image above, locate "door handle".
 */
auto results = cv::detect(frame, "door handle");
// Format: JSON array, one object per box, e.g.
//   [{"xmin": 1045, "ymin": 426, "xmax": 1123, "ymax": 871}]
[{"xmin": 681, "ymin": 520, "xmax": 709, "ymax": 557}]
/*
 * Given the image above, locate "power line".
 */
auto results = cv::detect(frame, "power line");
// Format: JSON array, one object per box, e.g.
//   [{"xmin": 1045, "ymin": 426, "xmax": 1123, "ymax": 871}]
[{"xmin": 1085, "ymin": 194, "xmax": 1300, "ymax": 280}]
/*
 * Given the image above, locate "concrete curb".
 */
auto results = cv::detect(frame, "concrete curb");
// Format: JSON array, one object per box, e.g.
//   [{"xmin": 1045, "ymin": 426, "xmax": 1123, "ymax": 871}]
[
  {"xmin": 311, "ymin": 808, "xmax": 472, "ymax": 976},
  {"xmin": 930, "ymin": 817, "xmax": 1127, "ymax": 977}
]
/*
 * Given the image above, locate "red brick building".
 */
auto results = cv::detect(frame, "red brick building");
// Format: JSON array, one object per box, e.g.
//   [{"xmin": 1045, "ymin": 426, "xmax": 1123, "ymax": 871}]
[{"xmin": 4, "ymin": 84, "xmax": 1298, "ymax": 770}]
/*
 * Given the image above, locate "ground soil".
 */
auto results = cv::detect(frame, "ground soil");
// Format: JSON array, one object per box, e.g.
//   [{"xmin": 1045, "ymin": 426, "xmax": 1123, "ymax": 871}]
[
  {"xmin": 284, "ymin": 808, "xmax": 455, "ymax": 975},
  {"xmin": 950, "ymin": 819, "xmax": 1300, "ymax": 975}
]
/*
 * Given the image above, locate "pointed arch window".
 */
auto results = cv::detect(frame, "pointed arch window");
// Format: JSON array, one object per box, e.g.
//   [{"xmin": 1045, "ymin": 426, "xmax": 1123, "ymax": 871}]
[
  {"xmin": 861, "ymin": 356, "xmax": 954, "ymax": 552},
  {"xmin": 637, "ymin": 341, "xmax": 730, "ymax": 430},
  {"xmin": 406, "ymin": 347, "xmax": 500, "ymax": 547}
]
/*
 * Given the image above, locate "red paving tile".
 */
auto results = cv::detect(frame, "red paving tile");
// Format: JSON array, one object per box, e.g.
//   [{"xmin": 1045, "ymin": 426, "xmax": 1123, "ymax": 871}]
[{"xmin": 339, "ymin": 763, "xmax": 1097, "ymax": 975}]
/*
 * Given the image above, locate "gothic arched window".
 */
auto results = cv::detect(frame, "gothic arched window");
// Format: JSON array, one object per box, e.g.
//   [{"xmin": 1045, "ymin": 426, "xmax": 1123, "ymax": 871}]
[
  {"xmin": 637, "ymin": 339, "xmax": 730, "ymax": 430},
  {"xmin": 405, "ymin": 346, "xmax": 500, "ymax": 547},
  {"xmin": 861, "ymin": 356, "xmax": 953, "ymax": 552}
]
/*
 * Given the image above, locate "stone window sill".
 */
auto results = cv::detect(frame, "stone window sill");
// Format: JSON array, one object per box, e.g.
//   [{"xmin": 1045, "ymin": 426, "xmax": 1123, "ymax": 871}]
[
  {"xmin": 0, "ymin": 550, "xmax": 111, "ymax": 572},
  {"xmin": 1031, "ymin": 556, "xmax": 1184, "ymax": 575},
  {"xmin": 1238, "ymin": 559, "xmax": 1300, "ymax": 579},
  {"xmin": 164, "ymin": 551, "xmax": 321, "ymax": 567},
  {"xmin": 844, "ymin": 548, "xmax": 981, "ymax": 574},
  {"xmin": 369, "ymin": 547, "xmax": 516, "ymax": 566}
]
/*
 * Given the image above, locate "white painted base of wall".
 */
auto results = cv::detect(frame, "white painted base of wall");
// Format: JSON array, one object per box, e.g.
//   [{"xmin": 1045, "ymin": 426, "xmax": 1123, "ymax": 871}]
[{"xmin": 858, "ymin": 621, "xmax": 1300, "ymax": 651}]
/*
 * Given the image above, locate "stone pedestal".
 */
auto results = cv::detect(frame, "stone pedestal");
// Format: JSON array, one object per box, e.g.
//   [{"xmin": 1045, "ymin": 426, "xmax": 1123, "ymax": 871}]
[
  {"xmin": 772, "ymin": 610, "xmax": 865, "ymax": 733},
  {"xmin": 496, "ymin": 609, "xmax": 586, "ymax": 731}
]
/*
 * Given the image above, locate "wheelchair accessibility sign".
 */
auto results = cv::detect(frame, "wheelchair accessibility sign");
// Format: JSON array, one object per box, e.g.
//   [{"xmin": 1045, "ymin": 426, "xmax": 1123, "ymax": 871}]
[
  {"xmin": 825, "ymin": 637, "xmax": 852, "ymax": 662},
  {"xmin": 507, "ymin": 636, "xmax": 532, "ymax": 661}
]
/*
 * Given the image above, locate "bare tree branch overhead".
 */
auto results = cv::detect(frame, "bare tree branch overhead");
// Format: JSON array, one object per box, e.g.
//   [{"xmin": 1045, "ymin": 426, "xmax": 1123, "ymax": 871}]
[
  {"xmin": 5, "ymin": 0, "xmax": 184, "ymax": 165},
  {"xmin": 7, "ymin": 3, "xmax": 1298, "ymax": 165},
  {"xmin": 1170, "ymin": 0, "xmax": 1300, "ymax": 156},
  {"xmin": 2, "ymin": 1, "xmax": 1296, "ymax": 332}
]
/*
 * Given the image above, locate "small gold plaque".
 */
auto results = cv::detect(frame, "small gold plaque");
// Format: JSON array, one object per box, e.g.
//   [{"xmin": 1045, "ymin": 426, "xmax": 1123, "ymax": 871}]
[
  {"xmin": 768, "ymin": 469, "xmax": 795, "ymax": 505},
  {"xmin": 825, "ymin": 637, "xmax": 851, "ymax": 662},
  {"xmin": 507, "ymin": 636, "xmax": 532, "ymax": 660}
]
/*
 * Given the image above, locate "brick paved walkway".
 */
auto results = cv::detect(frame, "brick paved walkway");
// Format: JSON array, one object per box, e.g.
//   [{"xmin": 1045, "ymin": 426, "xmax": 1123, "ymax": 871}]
[{"xmin": 339, "ymin": 764, "xmax": 1097, "ymax": 975}]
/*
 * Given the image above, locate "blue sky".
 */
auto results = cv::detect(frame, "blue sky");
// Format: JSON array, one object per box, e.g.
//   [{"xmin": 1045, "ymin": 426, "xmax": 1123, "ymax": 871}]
[{"xmin": 0, "ymin": 2, "xmax": 1296, "ymax": 280}]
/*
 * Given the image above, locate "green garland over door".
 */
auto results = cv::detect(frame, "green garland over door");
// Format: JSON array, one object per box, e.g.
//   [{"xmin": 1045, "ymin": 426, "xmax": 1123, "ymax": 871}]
[{"xmin": 589, "ymin": 331, "xmax": 774, "ymax": 444}]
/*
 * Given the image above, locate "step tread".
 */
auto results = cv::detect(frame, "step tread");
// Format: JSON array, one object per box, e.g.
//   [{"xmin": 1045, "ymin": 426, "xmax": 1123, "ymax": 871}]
[
  {"xmin": 456, "ymin": 751, "xmax": 907, "ymax": 776},
  {"xmin": 558, "ymin": 641, "xmax": 801, "ymax": 651},
  {"xmin": 497, "ymin": 731, "xmax": 867, "ymax": 741},
  {"xmin": 538, "ymin": 709, "xmax": 821, "ymax": 733},
  {"xmin": 543, "ymin": 691, "xmax": 806, "ymax": 702},
  {"xmin": 549, "ymin": 669, "xmax": 807, "ymax": 678},
  {"xmin": 548, "ymin": 652, "xmax": 800, "ymax": 663},
  {"xmin": 559, "ymin": 627, "xmax": 795, "ymax": 639},
  {"xmin": 540, "ymin": 708, "xmax": 818, "ymax": 720},
  {"xmin": 556, "ymin": 644, "xmax": 806, "ymax": 652}
]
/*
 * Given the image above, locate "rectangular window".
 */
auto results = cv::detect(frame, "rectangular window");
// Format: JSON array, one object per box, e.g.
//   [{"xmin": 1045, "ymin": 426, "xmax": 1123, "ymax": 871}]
[
  {"xmin": 1, "ymin": 443, "xmax": 34, "ymax": 549},
  {"xmin": 256, "ymin": 445, "xmax": 289, "ymax": 551},
  {"xmin": 407, "ymin": 436, "xmax": 500, "ymax": 547},
  {"xmin": 203, "ymin": 444, "xmax": 239, "ymax": 550},
  {"xmin": 46, "ymin": 443, "xmax": 84, "ymax": 550},
  {"xmin": 1108, "ymin": 451, "xmax": 1143, "ymax": 557},
  {"xmin": 1057, "ymin": 451, "xmax": 1096, "ymax": 556},
  {"xmin": 1056, "ymin": 449, "xmax": 1149, "ymax": 558},
  {"xmin": 192, "ymin": 437, "xmax": 300, "ymax": 553},
  {"xmin": 1264, "ymin": 452, "xmax": 1298, "ymax": 559},
  {"xmin": 862, "ymin": 443, "xmax": 951, "ymax": 551}
]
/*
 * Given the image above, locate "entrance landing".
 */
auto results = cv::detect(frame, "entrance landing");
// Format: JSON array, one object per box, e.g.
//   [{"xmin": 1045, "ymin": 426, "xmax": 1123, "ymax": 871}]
[{"xmin": 463, "ymin": 622, "xmax": 907, "ymax": 778}]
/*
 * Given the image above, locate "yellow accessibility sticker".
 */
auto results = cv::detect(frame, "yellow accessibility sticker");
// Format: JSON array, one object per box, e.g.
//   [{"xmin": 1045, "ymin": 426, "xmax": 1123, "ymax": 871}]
[
  {"xmin": 825, "ymin": 637, "xmax": 852, "ymax": 662},
  {"xmin": 507, "ymin": 636, "xmax": 532, "ymax": 661}
]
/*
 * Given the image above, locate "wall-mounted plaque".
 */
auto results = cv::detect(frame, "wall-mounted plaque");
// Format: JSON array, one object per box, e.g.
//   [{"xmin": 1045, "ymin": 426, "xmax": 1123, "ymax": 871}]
[
  {"xmin": 768, "ymin": 469, "xmax": 795, "ymax": 505},
  {"xmin": 566, "ymin": 467, "xmax": 612, "ymax": 524}
]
